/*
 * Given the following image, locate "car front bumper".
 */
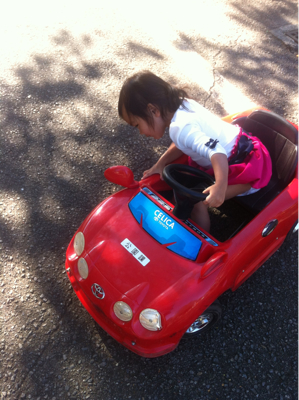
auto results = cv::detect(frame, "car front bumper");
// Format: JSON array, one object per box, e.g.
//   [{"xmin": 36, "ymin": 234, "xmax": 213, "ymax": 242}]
[{"xmin": 65, "ymin": 260, "xmax": 181, "ymax": 358}]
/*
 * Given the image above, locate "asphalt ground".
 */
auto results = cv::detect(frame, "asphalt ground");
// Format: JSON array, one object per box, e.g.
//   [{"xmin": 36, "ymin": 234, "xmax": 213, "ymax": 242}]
[{"xmin": 0, "ymin": 1, "xmax": 298, "ymax": 399}]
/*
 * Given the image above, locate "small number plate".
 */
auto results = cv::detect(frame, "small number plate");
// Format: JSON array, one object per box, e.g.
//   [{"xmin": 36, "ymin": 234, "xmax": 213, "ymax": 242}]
[{"xmin": 121, "ymin": 238, "xmax": 150, "ymax": 266}]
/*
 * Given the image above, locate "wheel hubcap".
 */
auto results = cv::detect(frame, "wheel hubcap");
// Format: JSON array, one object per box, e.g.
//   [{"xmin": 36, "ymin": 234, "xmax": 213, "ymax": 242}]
[{"xmin": 186, "ymin": 313, "xmax": 214, "ymax": 334}]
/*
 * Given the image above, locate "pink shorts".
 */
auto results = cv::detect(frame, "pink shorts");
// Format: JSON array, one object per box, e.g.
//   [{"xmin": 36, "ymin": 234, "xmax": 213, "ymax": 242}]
[{"xmin": 188, "ymin": 129, "xmax": 272, "ymax": 189}]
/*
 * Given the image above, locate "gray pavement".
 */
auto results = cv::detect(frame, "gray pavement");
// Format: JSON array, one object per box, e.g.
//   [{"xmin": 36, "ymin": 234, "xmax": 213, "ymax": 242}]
[{"xmin": 0, "ymin": 1, "xmax": 298, "ymax": 399}]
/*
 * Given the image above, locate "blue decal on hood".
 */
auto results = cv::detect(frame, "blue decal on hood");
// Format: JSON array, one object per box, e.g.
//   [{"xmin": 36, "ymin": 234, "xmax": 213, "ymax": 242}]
[{"xmin": 129, "ymin": 192, "xmax": 202, "ymax": 261}]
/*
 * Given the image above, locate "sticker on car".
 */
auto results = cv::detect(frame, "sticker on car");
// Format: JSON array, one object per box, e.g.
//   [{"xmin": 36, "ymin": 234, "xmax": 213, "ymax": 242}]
[{"xmin": 121, "ymin": 238, "xmax": 150, "ymax": 266}]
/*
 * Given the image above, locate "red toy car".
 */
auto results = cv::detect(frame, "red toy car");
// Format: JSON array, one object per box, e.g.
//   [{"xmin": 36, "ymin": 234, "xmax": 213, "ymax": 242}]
[{"xmin": 65, "ymin": 108, "xmax": 298, "ymax": 358}]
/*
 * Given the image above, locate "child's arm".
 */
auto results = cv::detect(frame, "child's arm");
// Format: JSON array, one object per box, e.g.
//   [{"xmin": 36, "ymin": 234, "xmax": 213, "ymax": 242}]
[
  {"xmin": 142, "ymin": 143, "xmax": 183, "ymax": 179},
  {"xmin": 202, "ymin": 153, "xmax": 228, "ymax": 208}
]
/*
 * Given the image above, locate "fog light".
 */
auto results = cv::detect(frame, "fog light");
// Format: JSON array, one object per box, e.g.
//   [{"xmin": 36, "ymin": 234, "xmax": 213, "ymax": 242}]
[
  {"xmin": 139, "ymin": 309, "xmax": 162, "ymax": 331},
  {"xmin": 78, "ymin": 257, "xmax": 89, "ymax": 279},
  {"xmin": 74, "ymin": 232, "xmax": 85, "ymax": 256},
  {"xmin": 114, "ymin": 301, "xmax": 133, "ymax": 322}
]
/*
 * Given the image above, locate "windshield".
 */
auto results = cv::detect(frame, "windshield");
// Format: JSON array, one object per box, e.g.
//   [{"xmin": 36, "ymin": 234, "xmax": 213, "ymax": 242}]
[{"xmin": 128, "ymin": 191, "xmax": 202, "ymax": 261}]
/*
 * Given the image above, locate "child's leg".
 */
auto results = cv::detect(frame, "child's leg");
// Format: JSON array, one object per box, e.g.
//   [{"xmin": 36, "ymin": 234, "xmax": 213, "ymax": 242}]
[
  {"xmin": 225, "ymin": 183, "xmax": 251, "ymax": 200},
  {"xmin": 191, "ymin": 183, "xmax": 252, "ymax": 233},
  {"xmin": 191, "ymin": 202, "xmax": 210, "ymax": 232}
]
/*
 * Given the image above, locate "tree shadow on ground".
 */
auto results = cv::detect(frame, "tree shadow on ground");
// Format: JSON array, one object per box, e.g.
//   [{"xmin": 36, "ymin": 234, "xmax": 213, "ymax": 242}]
[
  {"xmin": 173, "ymin": 1, "xmax": 297, "ymax": 120},
  {"xmin": 0, "ymin": 29, "xmax": 173, "ymax": 399},
  {"xmin": 0, "ymin": 24, "xmax": 297, "ymax": 400}
]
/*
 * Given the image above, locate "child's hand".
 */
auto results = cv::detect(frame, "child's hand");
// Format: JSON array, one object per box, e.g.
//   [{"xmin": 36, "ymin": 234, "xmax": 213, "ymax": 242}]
[
  {"xmin": 202, "ymin": 183, "xmax": 226, "ymax": 208},
  {"xmin": 141, "ymin": 143, "xmax": 183, "ymax": 180},
  {"xmin": 142, "ymin": 163, "xmax": 164, "ymax": 180}
]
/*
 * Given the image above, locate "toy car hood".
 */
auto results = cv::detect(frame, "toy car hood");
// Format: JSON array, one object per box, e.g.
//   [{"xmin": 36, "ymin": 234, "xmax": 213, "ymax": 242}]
[{"xmin": 72, "ymin": 187, "xmax": 208, "ymax": 306}]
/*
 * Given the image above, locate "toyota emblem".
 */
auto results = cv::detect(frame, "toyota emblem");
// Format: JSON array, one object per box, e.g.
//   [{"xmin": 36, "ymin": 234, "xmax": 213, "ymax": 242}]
[{"xmin": 91, "ymin": 283, "xmax": 105, "ymax": 300}]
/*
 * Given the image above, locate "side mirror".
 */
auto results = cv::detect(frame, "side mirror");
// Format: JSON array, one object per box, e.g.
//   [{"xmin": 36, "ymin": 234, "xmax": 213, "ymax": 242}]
[{"xmin": 104, "ymin": 166, "xmax": 139, "ymax": 188}]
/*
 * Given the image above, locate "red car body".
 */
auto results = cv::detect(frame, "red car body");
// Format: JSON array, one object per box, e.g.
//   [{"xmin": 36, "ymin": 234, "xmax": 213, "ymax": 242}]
[{"xmin": 65, "ymin": 108, "xmax": 298, "ymax": 358}]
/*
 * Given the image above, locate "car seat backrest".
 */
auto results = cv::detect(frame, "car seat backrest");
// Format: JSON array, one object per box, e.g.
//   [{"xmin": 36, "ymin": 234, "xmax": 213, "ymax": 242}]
[
  {"xmin": 232, "ymin": 110, "xmax": 298, "ymax": 188},
  {"xmin": 248, "ymin": 110, "xmax": 298, "ymax": 145}
]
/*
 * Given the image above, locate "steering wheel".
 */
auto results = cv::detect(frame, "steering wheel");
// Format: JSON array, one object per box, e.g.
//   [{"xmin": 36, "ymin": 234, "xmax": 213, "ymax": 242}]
[{"xmin": 162, "ymin": 164, "xmax": 215, "ymax": 220}]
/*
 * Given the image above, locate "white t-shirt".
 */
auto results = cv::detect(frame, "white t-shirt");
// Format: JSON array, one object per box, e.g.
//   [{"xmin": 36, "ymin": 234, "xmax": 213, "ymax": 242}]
[{"xmin": 169, "ymin": 99, "xmax": 240, "ymax": 168}]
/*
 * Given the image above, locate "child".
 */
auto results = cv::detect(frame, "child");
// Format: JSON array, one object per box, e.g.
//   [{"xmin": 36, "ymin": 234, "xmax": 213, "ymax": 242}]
[{"xmin": 118, "ymin": 71, "xmax": 272, "ymax": 232}]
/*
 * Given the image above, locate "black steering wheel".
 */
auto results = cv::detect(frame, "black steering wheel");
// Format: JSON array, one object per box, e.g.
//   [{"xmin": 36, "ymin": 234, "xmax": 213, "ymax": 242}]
[{"xmin": 162, "ymin": 164, "xmax": 215, "ymax": 220}]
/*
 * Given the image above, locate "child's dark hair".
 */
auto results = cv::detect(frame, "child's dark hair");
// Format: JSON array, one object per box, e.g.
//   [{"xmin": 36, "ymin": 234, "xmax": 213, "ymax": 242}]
[{"xmin": 118, "ymin": 71, "xmax": 189, "ymax": 127}]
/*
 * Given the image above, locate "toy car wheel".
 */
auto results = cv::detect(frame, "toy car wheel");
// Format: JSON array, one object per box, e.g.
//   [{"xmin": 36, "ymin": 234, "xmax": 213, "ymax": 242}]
[
  {"xmin": 284, "ymin": 220, "xmax": 298, "ymax": 243},
  {"xmin": 184, "ymin": 301, "xmax": 222, "ymax": 337}
]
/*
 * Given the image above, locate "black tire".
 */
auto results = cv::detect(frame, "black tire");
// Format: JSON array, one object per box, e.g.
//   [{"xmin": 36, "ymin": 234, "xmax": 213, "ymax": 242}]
[
  {"xmin": 183, "ymin": 300, "xmax": 222, "ymax": 338},
  {"xmin": 284, "ymin": 220, "xmax": 298, "ymax": 244}
]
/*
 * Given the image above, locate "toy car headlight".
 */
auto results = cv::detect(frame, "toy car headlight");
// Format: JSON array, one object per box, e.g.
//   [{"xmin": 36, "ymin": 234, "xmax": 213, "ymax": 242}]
[
  {"xmin": 139, "ymin": 309, "xmax": 162, "ymax": 331},
  {"xmin": 78, "ymin": 257, "xmax": 89, "ymax": 279},
  {"xmin": 113, "ymin": 301, "xmax": 133, "ymax": 322},
  {"xmin": 74, "ymin": 232, "xmax": 85, "ymax": 256}
]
